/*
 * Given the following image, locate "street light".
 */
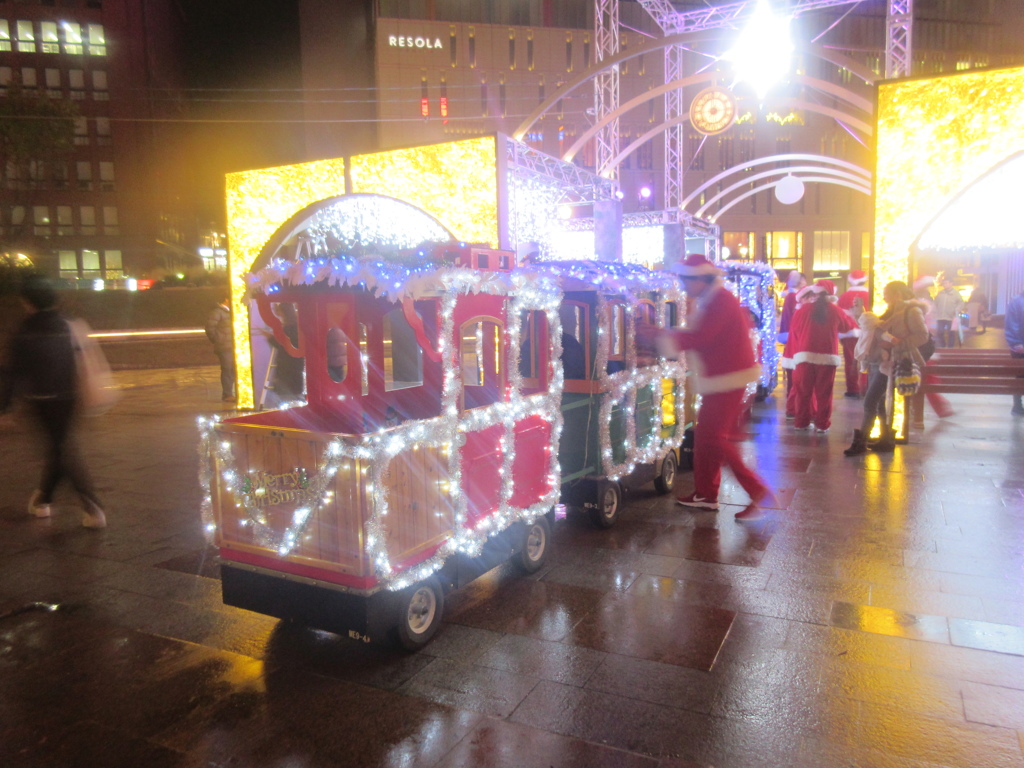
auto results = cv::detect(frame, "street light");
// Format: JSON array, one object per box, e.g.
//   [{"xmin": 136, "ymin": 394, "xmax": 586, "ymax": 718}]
[{"xmin": 638, "ymin": 185, "xmax": 653, "ymax": 211}]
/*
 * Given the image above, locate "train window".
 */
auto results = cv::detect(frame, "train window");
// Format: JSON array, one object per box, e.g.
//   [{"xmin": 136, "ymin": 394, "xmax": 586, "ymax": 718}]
[
  {"xmin": 607, "ymin": 302, "xmax": 625, "ymax": 374},
  {"xmin": 636, "ymin": 301, "xmax": 656, "ymax": 368},
  {"xmin": 559, "ymin": 303, "xmax": 587, "ymax": 379},
  {"xmin": 461, "ymin": 319, "xmax": 504, "ymax": 409},
  {"xmin": 383, "ymin": 307, "xmax": 423, "ymax": 391},
  {"xmin": 359, "ymin": 323, "xmax": 369, "ymax": 396},
  {"xmin": 325, "ymin": 327, "xmax": 347, "ymax": 383},
  {"xmin": 664, "ymin": 301, "xmax": 679, "ymax": 328},
  {"xmin": 517, "ymin": 310, "xmax": 541, "ymax": 383}
]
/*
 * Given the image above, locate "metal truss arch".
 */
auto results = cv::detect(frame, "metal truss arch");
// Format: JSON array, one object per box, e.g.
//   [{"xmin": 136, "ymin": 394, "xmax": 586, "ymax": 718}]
[
  {"xmin": 512, "ymin": 35, "xmax": 877, "ymax": 143},
  {"xmin": 571, "ymin": 86, "xmax": 874, "ymax": 167}
]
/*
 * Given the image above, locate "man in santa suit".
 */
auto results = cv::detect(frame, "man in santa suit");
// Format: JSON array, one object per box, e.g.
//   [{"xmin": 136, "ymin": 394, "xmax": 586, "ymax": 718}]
[
  {"xmin": 788, "ymin": 280, "xmax": 857, "ymax": 432},
  {"xmin": 837, "ymin": 270, "xmax": 870, "ymax": 397},
  {"xmin": 658, "ymin": 254, "xmax": 773, "ymax": 522}
]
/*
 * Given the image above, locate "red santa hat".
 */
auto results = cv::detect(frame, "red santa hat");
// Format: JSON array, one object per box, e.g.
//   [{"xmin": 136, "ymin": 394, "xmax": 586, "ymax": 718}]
[
  {"xmin": 796, "ymin": 284, "xmax": 826, "ymax": 302},
  {"xmin": 848, "ymin": 270, "xmax": 867, "ymax": 287},
  {"xmin": 913, "ymin": 275, "xmax": 935, "ymax": 292},
  {"xmin": 674, "ymin": 253, "xmax": 721, "ymax": 277},
  {"xmin": 816, "ymin": 279, "xmax": 837, "ymax": 296}
]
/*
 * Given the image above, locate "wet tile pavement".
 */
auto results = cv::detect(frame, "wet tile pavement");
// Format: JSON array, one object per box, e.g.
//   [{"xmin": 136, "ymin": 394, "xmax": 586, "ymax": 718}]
[{"xmin": 2, "ymin": 358, "xmax": 1024, "ymax": 767}]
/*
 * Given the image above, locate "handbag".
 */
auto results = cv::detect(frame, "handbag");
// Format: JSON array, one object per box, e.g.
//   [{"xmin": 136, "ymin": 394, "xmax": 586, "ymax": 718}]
[
  {"xmin": 918, "ymin": 335, "xmax": 936, "ymax": 362},
  {"xmin": 894, "ymin": 354, "xmax": 921, "ymax": 396},
  {"xmin": 67, "ymin": 319, "xmax": 119, "ymax": 415},
  {"xmin": 905, "ymin": 307, "xmax": 936, "ymax": 361}
]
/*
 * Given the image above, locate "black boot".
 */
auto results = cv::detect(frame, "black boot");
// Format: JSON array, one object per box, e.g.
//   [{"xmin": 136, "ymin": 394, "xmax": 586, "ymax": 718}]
[
  {"xmin": 869, "ymin": 426, "xmax": 896, "ymax": 453},
  {"xmin": 843, "ymin": 429, "xmax": 868, "ymax": 456}
]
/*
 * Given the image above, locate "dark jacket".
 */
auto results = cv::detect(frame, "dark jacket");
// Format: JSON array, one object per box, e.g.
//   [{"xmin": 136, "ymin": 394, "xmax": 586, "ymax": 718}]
[
  {"xmin": 0, "ymin": 309, "xmax": 76, "ymax": 410},
  {"xmin": 205, "ymin": 304, "xmax": 233, "ymax": 353}
]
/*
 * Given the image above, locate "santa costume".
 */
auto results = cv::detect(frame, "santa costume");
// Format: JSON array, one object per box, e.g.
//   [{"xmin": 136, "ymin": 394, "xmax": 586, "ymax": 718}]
[
  {"xmin": 787, "ymin": 281, "xmax": 857, "ymax": 431},
  {"xmin": 837, "ymin": 270, "xmax": 870, "ymax": 396},
  {"xmin": 659, "ymin": 254, "xmax": 770, "ymax": 518},
  {"xmin": 780, "ymin": 284, "xmax": 822, "ymax": 418}
]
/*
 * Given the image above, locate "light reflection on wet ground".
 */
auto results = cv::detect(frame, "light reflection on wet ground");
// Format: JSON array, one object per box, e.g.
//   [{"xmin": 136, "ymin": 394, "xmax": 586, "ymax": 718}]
[{"xmin": 1, "ymin": 364, "xmax": 1023, "ymax": 767}]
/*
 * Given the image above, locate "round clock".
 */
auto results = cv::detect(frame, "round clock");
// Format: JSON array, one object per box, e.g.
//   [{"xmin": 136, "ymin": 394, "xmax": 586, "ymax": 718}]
[{"xmin": 689, "ymin": 87, "xmax": 737, "ymax": 136}]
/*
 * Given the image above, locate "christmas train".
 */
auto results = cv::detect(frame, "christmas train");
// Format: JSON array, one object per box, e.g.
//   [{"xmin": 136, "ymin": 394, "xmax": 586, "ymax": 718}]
[{"xmin": 199, "ymin": 243, "xmax": 689, "ymax": 649}]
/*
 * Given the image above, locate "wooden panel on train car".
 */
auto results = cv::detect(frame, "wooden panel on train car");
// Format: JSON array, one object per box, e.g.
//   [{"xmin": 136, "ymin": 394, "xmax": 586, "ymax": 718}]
[
  {"xmin": 382, "ymin": 443, "xmax": 455, "ymax": 568},
  {"xmin": 212, "ymin": 424, "xmax": 370, "ymax": 578},
  {"xmin": 510, "ymin": 411, "xmax": 553, "ymax": 508}
]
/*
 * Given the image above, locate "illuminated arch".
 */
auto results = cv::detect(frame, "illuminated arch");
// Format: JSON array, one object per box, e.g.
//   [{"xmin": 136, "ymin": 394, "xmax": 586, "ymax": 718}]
[
  {"xmin": 913, "ymin": 150, "xmax": 1024, "ymax": 254},
  {"xmin": 251, "ymin": 193, "xmax": 455, "ymax": 273},
  {"xmin": 695, "ymin": 165, "xmax": 871, "ymax": 218},
  {"xmin": 706, "ymin": 176, "xmax": 871, "ymax": 222},
  {"xmin": 681, "ymin": 153, "xmax": 870, "ymax": 210}
]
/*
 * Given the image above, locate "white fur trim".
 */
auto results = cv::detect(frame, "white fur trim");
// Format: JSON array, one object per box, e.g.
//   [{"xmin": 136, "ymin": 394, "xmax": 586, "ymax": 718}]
[
  {"xmin": 792, "ymin": 351, "xmax": 842, "ymax": 366},
  {"xmin": 695, "ymin": 365, "xmax": 762, "ymax": 394},
  {"xmin": 677, "ymin": 259, "xmax": 720, "ymax": 277},
  {"xmin": 838, "ymin": 329, "xmax": 860, "ymax": 339},
  {"xmin": 781, "ymin": 356, "xmax": 795, "ymax": 370}
]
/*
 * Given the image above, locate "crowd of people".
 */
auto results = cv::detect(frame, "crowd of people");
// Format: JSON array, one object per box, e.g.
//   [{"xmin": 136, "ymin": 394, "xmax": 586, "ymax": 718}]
[{"xmin": 775, "ymin": 269, "xmax": 1024, "ymax": 456}]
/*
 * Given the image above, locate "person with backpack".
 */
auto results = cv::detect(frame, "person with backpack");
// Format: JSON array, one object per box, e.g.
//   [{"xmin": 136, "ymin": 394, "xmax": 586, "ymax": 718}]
[{"xmin": 0, "ymin": 276, "xmax": 107, "ymax": 527}]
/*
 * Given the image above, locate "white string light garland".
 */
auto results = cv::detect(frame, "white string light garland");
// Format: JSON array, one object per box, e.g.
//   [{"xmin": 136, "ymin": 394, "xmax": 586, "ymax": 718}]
[{"xmin": 200, "ymin": 256, "xmax": 686, "ymax": 592}]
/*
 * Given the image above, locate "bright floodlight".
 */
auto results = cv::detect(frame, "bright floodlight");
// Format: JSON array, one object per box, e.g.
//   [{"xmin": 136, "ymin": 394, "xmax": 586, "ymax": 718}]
[
  {"xmin": 639, "ymin": 186, "xmax": 652, "ymax": 199},
  {"xmin": 724, "ymin": 0, "xmax": 793, "ymax": 100}
]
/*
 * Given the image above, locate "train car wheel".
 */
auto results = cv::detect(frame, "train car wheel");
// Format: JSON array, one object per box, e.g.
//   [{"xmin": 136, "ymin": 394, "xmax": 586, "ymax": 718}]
[
  {"xmin": 513, "ymin": 515, "xmax": 552, "ymax": 574},
  {"xmin": 395, "ymin": 577, "xmax": 444, "ymax": 651},
  {"xmin": 589, "ymin": 482, "xmax": 622, "ymax": 529},
  {"xmin": 653, "ymin": 450, "xmax": 678, "ymax": 494}
]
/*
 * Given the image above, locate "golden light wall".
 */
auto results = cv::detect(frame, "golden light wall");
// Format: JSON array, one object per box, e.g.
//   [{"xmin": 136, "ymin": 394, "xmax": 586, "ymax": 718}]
[
  {"xmin": 225, "ymin": 137, "xmax": 503, "ymax": 408},
  {"xmin": 349, "ymin": 136, "xmax": 499, "ymax": 247},
  {"xmin": 226, "ymin": 159, "xmax": 348, "ymax": 407},
  {"xmin": 874, "ymin": 66, "xmax": 1024, "ymax": 305}
]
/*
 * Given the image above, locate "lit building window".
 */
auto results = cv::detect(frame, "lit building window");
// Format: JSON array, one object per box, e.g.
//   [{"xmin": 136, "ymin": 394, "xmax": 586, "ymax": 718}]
[
  {"xmin": 62, "ymin": 22, "xmax": 83, "ymax": 55},
  {"xmin": 87, "ymin": 24, "xmax": 106, "ymax": 55},
  {"xmin": 99, "ymin": 161, "xmax": 114, "ymax": 190},
  {"xmin": 104, "ymin": 250, "xmax": 122, "ymax": 279},
  {"xmin": 59, "ymin": 250, "xmax": 78, "ymax": 278},
  {"xmin": 40, "ymin": 21, "xmax": 59, "ymax": 53},
  {"xmin": 0, "ymin": 21, "xmax": 10, "ymax": 52},
  {"xmin": 45, "ymin": 68, "xmax": 61, "ymax": 96},
  {"xmin": 57, "ymin": 206, "xmax": 73, "ymax": 236},
  {"xmin": 21, "ymin": 67, "xmax": 37, "ymax": 89},
  {"xmin": 81, "ymin": 249, "xmax": 101, "ymax": 278},
  {"xmin": 96, "ymin": 116, "xmax": 111, "ymax": 144},
  {"xmin": 76, "ymin": 161, "xmax": 93, "ymax": 190},
  {"xmin": 103, "ymin": 206, "xmax": 118, "ymax": 235},
  {"xmin": 92, "ymin": 70, "xmax": 107, "ymax": 100},
  {"xmin": 80, "ymin": 206, "xmax": 96, "ymax": 235},
  {"xmin": 73, "ymin": 116, "xmax": 89, "ymax": 145},
  {"xmin": 508, "ymin": 29, "xmax": 515, "ymax": 70},
  {"xmin": 565, "ymin": 32, "xmax": 573, "ymax": 73},
  {"xmin": 69, "ymin": 69, "xmax": 85, "ymax": 99},
  {"xmin": 769, "ymin": 231, "xmax": 799, "ymax": 270},
  {"xmin": 813, "ymin": 231, "xmax": 851, "ymax": 271},
  {"xmin": 17, "ymin": 21, "xmax": 36, "ymax": 53},
  {"xmin": 33, "ymin": 205, "xmax": 51, "ymax": 236}
]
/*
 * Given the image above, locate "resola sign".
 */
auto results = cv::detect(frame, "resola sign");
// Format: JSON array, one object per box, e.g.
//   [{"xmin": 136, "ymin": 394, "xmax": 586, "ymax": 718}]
[{"xmin": 389, "ymin": 35, "xmax": 444, "ymax": 49}]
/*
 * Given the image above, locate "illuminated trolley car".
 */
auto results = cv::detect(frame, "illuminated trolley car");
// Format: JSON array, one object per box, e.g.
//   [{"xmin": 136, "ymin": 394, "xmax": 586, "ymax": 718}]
[{"xmin": 201, "ymin": 245, "xmax": 688, "ymax": 648}]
